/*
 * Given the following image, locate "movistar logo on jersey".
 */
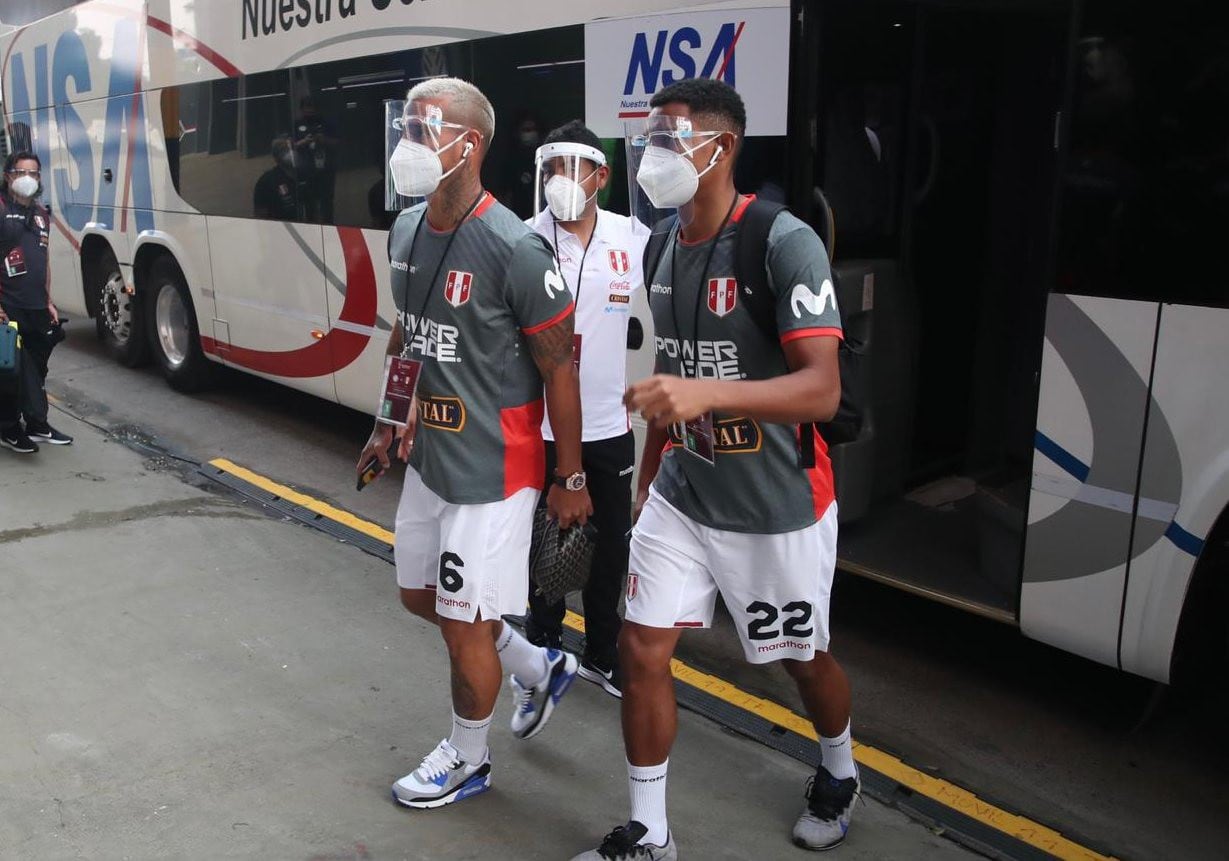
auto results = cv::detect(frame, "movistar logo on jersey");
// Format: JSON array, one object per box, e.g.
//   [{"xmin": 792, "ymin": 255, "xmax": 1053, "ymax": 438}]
[
  {"xmin": 790, "ymin": 280, "xmax": 837, "ymax": 319},
  {"xmin": 655, "ymin": 336, "xmax": 744, "ymax": 380},
  {"xmin": 403, "ymin": 312, "xmax": 461, "ymax": 363}
]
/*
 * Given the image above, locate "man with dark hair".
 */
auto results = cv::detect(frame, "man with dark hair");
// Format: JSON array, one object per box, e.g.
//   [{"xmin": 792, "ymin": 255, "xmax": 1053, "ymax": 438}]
[
  {"xmin": 1, "ymin": 150, "xmax": 72, "ymax": 452},
  {"xmin": 253, "ymin": 136, "xmax": 301, "ymax": 221},
  {"xmin": 573, "ymin": 78, "xmax": 856, "ymax": 859},
  {"xmin": 293, "ymin": 96, "xmax": 338, "ymax": 222},
  {"xmin": 524, "ymin": 120, "xmax": 650, "ymax": 697}
]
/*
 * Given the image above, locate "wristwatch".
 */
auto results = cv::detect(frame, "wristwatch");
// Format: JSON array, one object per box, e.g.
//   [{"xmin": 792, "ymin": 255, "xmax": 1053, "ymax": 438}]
[{"xmin": 552, "ymin": 470, "xmax": 587, "ymax": 492}]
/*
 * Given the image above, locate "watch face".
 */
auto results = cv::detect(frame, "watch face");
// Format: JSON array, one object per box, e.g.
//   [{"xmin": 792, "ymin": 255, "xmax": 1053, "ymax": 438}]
[{"xmin": 565, "ymin": 473, "xmax": 586, "ymax": 492}]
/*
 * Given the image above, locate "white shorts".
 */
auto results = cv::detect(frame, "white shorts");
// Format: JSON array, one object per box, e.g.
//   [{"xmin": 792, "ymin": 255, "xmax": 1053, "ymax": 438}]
[
  {"xmin": 394, "ymin": 467, "xmax": 538, "ymax": 622},
  {"xmin": 626, "ymin": 488, "xmax": 838, "ymax": 664}
]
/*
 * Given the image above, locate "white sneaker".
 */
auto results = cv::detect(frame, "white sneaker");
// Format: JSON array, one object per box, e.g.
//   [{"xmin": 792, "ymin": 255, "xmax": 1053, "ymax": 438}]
[
  {"xmin": 391, "ymin": 739, "xmax": 491, "ymax": 809},
  {"xmin": 792, "ymin": 765, "xmax": 860, "ymax": 850},
  {"xmin": 509, "ymin": 648, "xmax": 578, "ymax": 740}
]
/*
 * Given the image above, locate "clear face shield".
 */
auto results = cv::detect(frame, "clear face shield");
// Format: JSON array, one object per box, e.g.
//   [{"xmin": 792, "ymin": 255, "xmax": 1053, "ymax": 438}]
[
  {"xmin": 532, "ymin": 141, "xmax": 606, "ymax": 223},
  {"xmin": 384, "ymin": 100, "xmax": 473, "ymax": 208},
  {"xmin": 625, "ymin": 114, "xmax": 726, "ymax": 226}
]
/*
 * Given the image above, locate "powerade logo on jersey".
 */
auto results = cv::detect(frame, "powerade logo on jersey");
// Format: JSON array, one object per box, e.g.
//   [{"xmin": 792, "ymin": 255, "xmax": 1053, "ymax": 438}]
[
  {"xmin": 5, "ymin": 20, "xmax": 153, "ymax": 232},
  {"xmin": 403, "ymin": 312, "xmax": 461, "ymax": 363},
  {"xmin": 619, "ymin": 21, "xmax": 743, "ymax": 119},
  {"xmin": 654, "ymin": 336, "xmax": 744, "ymax": 380}
]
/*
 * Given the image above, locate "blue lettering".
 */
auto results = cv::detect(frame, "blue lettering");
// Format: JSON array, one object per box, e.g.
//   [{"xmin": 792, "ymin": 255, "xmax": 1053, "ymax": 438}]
[
  {"xmin": 699, "ymin": 22, "xmax": 739, "ymax": 87},
  {"xmin": 623, "ymin": 30, "xmax": 666, "ymax": 96},
  {"xmin": 663, "ymin": 28, "xmax": 700, "ymax": 87},
  {"xmin": 52, "ymin": 31, "xmax": 95, "ymax": 231},
  {"xmin": 98, "ymin": 20, "xmax": 154, "ymax": 232}
]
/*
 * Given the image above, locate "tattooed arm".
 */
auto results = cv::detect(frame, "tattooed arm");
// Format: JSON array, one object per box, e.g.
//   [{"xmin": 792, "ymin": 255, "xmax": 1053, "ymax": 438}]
[{"xmin": 528, "ymin": 313, "xmax": 592, "ymax": 528}]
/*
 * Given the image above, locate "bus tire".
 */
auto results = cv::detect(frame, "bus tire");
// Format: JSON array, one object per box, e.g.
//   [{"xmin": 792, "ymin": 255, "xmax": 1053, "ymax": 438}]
[
  {"xmin": 146, "ymin": 257, "xmax": 213, "ymax": 392},
  {"xmin": 93, "ymin": 246, "xmax": 149, "ymax": 367}
]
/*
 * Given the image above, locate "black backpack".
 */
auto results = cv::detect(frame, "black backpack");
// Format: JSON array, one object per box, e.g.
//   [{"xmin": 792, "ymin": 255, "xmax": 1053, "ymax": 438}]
[{"xmin": 642, "ymin": 198, "xmax": 864, "ymax": 468}]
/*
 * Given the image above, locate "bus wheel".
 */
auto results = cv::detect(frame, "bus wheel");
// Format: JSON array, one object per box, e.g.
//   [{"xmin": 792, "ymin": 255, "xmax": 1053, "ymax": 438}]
[
  {"xmin": 95, "ymin": 248, "xmax": 149, "ymax": 367},
  {"xmin": 147, "ymin": 257, "xmax": 213, "ymax": 392}
]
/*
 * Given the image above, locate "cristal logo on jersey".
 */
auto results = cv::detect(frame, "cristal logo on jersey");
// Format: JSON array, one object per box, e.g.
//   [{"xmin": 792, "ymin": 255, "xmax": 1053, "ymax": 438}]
[
  {"xmin": 609, "ymin": 249, "xmax": 631, "ymax": 276},
  {"xmin": 707, "ymin": 277, "xmax": 738, "ymax": 317},
  {"xmin": 444, "ymin": 270, "xmax": 473, "ymax": 307},
  {"xmin": 418, "ymin": 395, "xmax": 467, "ymax": 432}
]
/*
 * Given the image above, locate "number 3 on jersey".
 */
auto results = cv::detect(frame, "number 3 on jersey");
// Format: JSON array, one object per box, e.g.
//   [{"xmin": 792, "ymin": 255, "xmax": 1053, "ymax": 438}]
[
  {"xmin": 746, "ymin": 600, "xmax": 814, "ymax": 640},
  {"xmin": 439, "ymin": 552, "xmax": 465, "ymax": 593}
]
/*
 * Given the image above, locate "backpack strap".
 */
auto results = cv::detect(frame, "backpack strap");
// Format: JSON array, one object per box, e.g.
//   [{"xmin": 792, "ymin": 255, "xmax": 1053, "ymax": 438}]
[
  {"xmin": 732, "ymin": 199, "xmax": 819, "ymax": 468},
  {"xmin": 642, "ymin": 214, "xmax": 678, "ymax": 289}
]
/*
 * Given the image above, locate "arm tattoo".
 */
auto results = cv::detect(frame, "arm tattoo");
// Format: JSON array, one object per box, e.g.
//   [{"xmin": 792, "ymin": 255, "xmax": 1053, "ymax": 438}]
[{"xmin": 527, "ymin": 314, "xmax": 574, "ymax": 380}]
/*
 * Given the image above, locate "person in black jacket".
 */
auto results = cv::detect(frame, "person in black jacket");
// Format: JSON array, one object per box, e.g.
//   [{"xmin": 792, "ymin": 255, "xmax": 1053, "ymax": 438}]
[{"xmin": 0, "ymin": 150, "xmax": 72, "ymax": 452}]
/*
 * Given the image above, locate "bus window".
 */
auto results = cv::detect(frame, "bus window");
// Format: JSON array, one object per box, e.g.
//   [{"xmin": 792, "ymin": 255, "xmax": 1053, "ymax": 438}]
[
  {"xmin": 1057, "ymin": 0, "xmax": 1229, "ymax": 308},
  {"xmin": 175, "ymin": 71, "xmax": 296, "ymax": 222}
]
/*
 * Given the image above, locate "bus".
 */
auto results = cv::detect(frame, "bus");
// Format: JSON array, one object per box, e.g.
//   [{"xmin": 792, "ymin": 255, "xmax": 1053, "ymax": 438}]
[{"xmin": 2, "ymin": 0, "xmax": 1225, "ymax": 685}]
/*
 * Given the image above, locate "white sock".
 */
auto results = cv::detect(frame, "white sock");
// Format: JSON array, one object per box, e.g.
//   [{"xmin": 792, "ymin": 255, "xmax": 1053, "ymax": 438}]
[
  {"xmin": 628, "ymin": 759, "xmax": 669, "ymax": 846},
  {"xmin": 495, "ymin": 622, "xmax": 550, "ymax": 687},
  {"xmin": 820, "ymin": 720, "xmax": 857, "ymax": 780},
  {"xmin": 448, "ymin": 710, "xmax": 492, "ymax": 764}
]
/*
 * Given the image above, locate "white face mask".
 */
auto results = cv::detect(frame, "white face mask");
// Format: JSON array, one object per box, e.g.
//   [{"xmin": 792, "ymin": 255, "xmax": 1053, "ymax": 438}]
[
  {"xmin": 635, "ymin": 138, "xmax": 721, "ymax": 209},
  {"xmin": 388, "ymin": 134, "xmax": 468, "ymax": 198},
  {"xmin": 10, "ymin": 175, "xmax": 39, "ymax": 199},
  {"xmin": 544, "ymin": 173, "xmax": 596, "ymax": 222}
]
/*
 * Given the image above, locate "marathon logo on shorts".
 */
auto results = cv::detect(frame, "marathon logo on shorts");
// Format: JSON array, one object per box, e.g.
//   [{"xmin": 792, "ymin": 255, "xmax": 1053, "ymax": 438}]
[
  {"xmin": 418, "ymin": 395, "xmax": 467, "ymax": 432},
  {"xmin": 444, "ymin": 270, "xmax": 473, "ymax": 307},
  {"xmin": 437, "ymin": 595, "xmax": 473, "ymax": 611},
  {"xmin": 668, "ymin": 416, "xmax": 761, "ymax": 454},
  {"xmin": 757, "ymin": 640, "xmax": 813, "ymax": 655},
  {"xmin": 626, "ymin": 574, "xmax": 639, "ymax": 601},
  {"xmin": 609, "ymin": 249, "xmax": 631, "ymax": 276},
  {"xmin": 707, "ymin": 277, "xmax": 738, "ymax": 317}
]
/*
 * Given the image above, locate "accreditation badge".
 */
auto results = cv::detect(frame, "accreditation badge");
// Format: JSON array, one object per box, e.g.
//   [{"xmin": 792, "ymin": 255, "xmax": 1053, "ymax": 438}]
[
  {"xmin": 677, "ymin": 411, "xmax": 716, "ymax": 465},
  {"xmin": 377, "ymin": 355, "xmax": 422, "ymax": 427}
]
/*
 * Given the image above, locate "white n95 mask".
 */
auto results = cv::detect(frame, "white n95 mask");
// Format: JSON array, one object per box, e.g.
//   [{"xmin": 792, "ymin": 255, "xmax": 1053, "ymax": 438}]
[
  {"xmin": 388, "ymin": 135, "xmax": 468, "ymax": 198},
  {"xmin": 635, "ymin": 139, "xmax": 721, "ymax": 209},
  {"xmin": 544, "ymin": 174, "xmax": 595, "ymax": 222},
  {"xmin": 10, "ymin": 175, "xmax": 39, "ymax": 199}
]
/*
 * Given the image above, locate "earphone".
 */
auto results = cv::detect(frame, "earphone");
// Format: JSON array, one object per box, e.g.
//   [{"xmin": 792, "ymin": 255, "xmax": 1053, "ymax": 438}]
[
  {"xmin": 463, "ymin": 141, "xmax": 475, "ymax": 156},
  {"xmin": 707, "ymin": 145, "xmax": 724, "ymax": 167}
]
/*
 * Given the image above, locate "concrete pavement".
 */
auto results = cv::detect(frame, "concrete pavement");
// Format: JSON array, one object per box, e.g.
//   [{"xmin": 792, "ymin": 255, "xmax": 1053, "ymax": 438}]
[{"xmin": 0, "ymin": 412, "xmax": 977, "ymax": 860}]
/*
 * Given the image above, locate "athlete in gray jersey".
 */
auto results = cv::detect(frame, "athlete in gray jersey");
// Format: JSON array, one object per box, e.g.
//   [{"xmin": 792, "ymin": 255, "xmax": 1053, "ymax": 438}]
[
  {"xmin": 648, "ymin": 204, "xmax": 842, "ymax": 534},
  {"xmin": 388, "ymin": 196, "xmax": 571, "ymax": 504},
  {"xmin": 356, "ymin": 78, "xmax": 592, "ymax": 815},
  {"xmin": 574, "ymin": 79, "xmax": 858, "ymax": 861}
]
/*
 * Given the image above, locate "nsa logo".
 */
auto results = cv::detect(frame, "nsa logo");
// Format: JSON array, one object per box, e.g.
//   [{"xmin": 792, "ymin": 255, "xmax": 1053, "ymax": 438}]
[
  {"xmin": 444, "ymin": 270, "xmax": 473, "ymax": 307},
  {"xmin": 609, "ymin": 249, "xmax": 631, "ymax": 276},
  {"xmin": 707, "ymin": 277, "xmax": 738, "ymax": 317}
]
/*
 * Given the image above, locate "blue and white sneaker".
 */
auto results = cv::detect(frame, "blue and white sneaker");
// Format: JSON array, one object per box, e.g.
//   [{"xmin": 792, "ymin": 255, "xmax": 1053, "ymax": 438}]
[
  {"xmin": 793, "ymin": 765, "xmax": 860, "ymax": 850},
  {"xmin": 509, "ymin": 648, "xmax": 578, "ymax": 740},
  {"xmin": 391, "ymin": 739, "xmax": 491, "ymax": 809}
]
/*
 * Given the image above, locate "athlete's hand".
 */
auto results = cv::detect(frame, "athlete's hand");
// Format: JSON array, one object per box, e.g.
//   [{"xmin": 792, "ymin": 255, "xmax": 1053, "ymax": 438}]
[
  {"xmin": 48, "ymin": 303, "xmax": 59, "ymax": 325},
  {"xmin": 396, "ymin": 399, "xmax": 419, "ymax": 462},
  {"xmin": 358, "ymin": 422, "xmax": 395, "ymax": 473},
  {"xmin": 632, "ymin": 487, "xmax": 650, "ymax": 524},
  {"xmin": 547, "ymin": 484, "xmax": 593, "ymax": 530},
  {"xmin": 625, "ymin": 375, "xmax": 714, "ymax": 427}
]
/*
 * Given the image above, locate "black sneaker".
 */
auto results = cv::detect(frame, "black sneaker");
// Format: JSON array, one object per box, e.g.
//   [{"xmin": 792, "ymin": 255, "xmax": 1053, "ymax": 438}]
[
  {"xmin": 524, "ymin": 618, "xmax": 563, "ymax": 651},
  {"xmin": 1, "ymin": 428, "xmax": 39, "ymax": 453},
  {"xmin": 793, "ymin": 765, "xmax": 860, "ymax": 850},
  {"xmin": 578, "ymin": 655, "xmax": 622, "ymax": 699},
  {"xmin": 570, "ymin": 821, "xmax": 677, "ymax": 860},
  {"xmin": 26, "ymin": 424, "xmax": 73, "ymax": 446}
]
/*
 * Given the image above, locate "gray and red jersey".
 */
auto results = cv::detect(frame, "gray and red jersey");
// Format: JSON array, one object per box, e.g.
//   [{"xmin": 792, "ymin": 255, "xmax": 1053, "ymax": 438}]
[
  {"xmin": 388, "ymin": 193, "xmax": 572, "ymax": 504},
  {"xmin": 647, "ymin": 196, "xmax": 843, "ymax": 534}
]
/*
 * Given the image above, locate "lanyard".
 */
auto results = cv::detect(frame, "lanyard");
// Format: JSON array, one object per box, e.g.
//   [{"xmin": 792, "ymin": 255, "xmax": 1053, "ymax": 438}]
[
  {"xmin": 401, "ymin": 190, "xmax": 487, "ymax": 354},
  {"xmin": 668, "ymin": 194, "xmax": 739, "ymax": 379},
  {"xmin": 551, "ymin": 209, "xmax": 597, "ymax": 308}
]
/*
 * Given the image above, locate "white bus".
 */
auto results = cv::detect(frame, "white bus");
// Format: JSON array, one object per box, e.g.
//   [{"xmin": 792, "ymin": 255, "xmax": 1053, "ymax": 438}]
[{"xmin": 2, "ymin": 0, "xmax": 1225, "ymax": 685}]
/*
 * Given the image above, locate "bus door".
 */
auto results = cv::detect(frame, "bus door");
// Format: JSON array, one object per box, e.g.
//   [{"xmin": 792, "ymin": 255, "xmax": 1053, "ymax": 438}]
[
  {"xmin": 793, "ymin": 0, "xmax": 1068, "ymax": 620},
  {"xmin": 188, "ymin": 72, "xmax": 338, "ymax": 402}
]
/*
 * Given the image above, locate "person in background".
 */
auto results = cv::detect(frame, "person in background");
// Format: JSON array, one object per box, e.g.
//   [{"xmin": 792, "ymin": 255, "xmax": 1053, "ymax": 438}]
[{"xmin": 0, "ymin": 150, "xmax": 72, "ymax": 452}]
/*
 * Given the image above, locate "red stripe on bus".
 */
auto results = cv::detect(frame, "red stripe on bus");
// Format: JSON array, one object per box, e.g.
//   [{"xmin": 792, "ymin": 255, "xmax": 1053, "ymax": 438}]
[
  {"xmin": 202, "ymin": 227, "xmax": 377, "ymax": 378},
  {"xmin": 147, "ymin": 16, "xmax": 242, "ymax": 79}
]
